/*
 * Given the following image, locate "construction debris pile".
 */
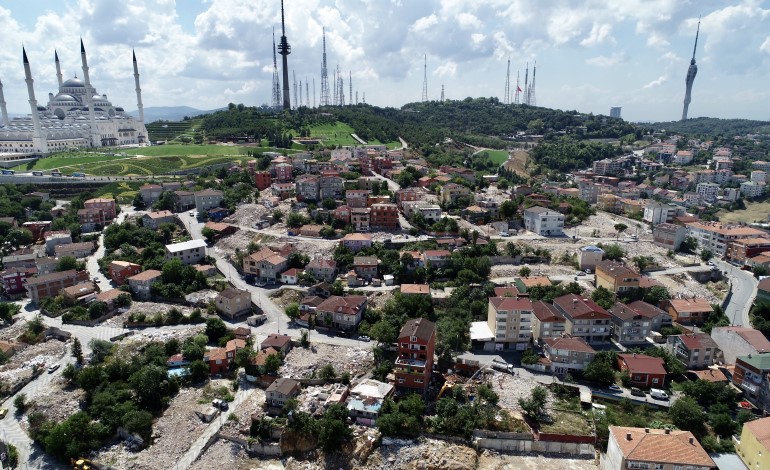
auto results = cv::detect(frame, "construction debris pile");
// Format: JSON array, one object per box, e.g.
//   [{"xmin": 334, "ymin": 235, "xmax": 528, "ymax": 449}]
[{"xmin": 279, "ymin": 343, "xmax": 374, "ymax": 379}]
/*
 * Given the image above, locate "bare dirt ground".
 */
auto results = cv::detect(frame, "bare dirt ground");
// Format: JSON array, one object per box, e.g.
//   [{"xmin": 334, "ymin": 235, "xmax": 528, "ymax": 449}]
[
  {"xmin": 279, "ymin": 343, "xmax": 374, "ymax": 379},
  {"xmin": 0, "ymin": 339, "xmax": 67, "ymax": 390},
  {"xmin": 477, "ymin": 451, "xmax": 599, "ymax": 470},
  {"xmin": 22, "ymin": 385, "xmax": 86, "ymax": 427},
  {"xmin": 486, "ymin": 371, "xmax": 554, "ymax": 414},
  {"xmin": 189, "ymin": 440, "xmax": 251, "ymax": 470},
  {"xmin": 102, "ymin": 301, "xmax": 197, "ymax": 328},
  {"xmin": 270, "ymin": 288, "xmax": 305, "ymax": 309}
]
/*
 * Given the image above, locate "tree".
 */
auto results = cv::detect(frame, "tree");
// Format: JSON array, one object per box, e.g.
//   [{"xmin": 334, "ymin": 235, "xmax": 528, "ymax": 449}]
[
  {"xmin": 317, "ymin": 403, "xmax": 353, "ymax": 451},
  {"xmin": 129, "ymin": 365, "xmax": 175, "ymax": 411},
  {"xmin": 518, "ymin": 385, "xmax": 548, "ymax": 422},
  {"xmin": 591, "ymin": 286, "xmax": 616, "ymax": 310},
  {"xmin": 201, "ymin": 227, "xmax": 217, "ymax": 243},
  {"xmin": 680, "ymin": 236, "xmax": 698, "ymax": 254},
  {"xmin": 205, "ymin": 317, "xmax": 228, "ymax": 343},
  {"xmin": 518, "ymin": 266, "xmax": 531, "ymax": 277},
  {"xmin": 319, "ymin": 364, "xmax": 337, "ymax": 381},
  {"xmin": 71, "ymin": 338, "xmax": 84, "ymax": 365},
  {"xmin": 188, "ymin": 359, "xmax": 209, "ymax": 383},
  {"xmin": 88, "ymin": 339, "xmax": 114, "ymax": 365},
  {"xmin": 613, "ymin": 223, "xmax": 628, "ymax": 240},
  {"xmin": 631, "ymin": 256, "xmax": 653, "ymax": 272},
  {"xmin": 285, "ymin": 303, "xmax": 300, "ymax": 321},
  {"xmin": 700, "ymin": 249, "xmax": 714, "ymax": 262},
  {"xmin": 56, "ymin": 256, "xmax": 79, "ymax": 272},
  {"xmin": 601, "ymin": 243, "xmax": 626, "ymax": 261},
  {"xmin": 0, "ymin": 303, "xmax": 19, "ymax": 323},
  {"xmin": 272, "ymin": 209, "xmax": 284, "ymax": 222},
  {"xmin": 264, "ymin": 353, "xmax": 282, "ymax": 374},
  {"xmin": 669, "ymin": 396, "xmax": 706, "ymax": 437},
  {"xmin": 644, "ymin": 285, "xmax": 670, "ymax": 305},
  {"xmin": 583, "ymin": 354, "xmax": 617, "ymax": 386},
  {"xmin": 14, "ymin": 393, "xmax": 28, "ymax": 413}
]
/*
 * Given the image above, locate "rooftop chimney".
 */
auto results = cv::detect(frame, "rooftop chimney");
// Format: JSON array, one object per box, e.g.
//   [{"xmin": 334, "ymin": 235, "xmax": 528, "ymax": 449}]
[
  {"xmin": 645, "ymin": 428, "xmax": 649, "ymax": 433},
  {"xmin": 689, "ymin": 437, "xmax": 694, "ymax": 445},
  {"xmin": 665, "ymin": 428, "xmax": 671, "ymax": 434},
  {"xmin": 626, "ymin": 433, "xmax": 632, "ymax": 441}
]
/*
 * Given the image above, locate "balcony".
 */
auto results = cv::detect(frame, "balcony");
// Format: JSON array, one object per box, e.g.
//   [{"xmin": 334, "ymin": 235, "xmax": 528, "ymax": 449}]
[{"xmin": 395, "ymin": 357, "xmax": 427, "ymax": 373}]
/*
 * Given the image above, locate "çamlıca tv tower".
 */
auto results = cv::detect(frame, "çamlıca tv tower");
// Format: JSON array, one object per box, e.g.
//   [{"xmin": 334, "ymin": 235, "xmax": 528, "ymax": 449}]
[{"xmin": 277, "ymin": 0, "xmax": 291, "ymax": 110}]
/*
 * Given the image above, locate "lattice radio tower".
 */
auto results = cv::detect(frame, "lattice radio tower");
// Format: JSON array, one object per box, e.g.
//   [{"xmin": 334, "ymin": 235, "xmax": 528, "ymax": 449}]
[
  {"xmin": 440, "ymin": 84, "xmax": 444, "ymax": 103},
  {"xmin": 292, "ymin": 71, "xmax": 297, "ymax": 109},
  {"xmin": 306, "ymin": 80, "xmax": 309, "ymax": 107},
  {"xmin": 514, "ymin": 70, "xmax": 520, "ymax": 104},
  {"xmin": 528, "ymin": 61, "xmax": 537, "ymax": 106},
  {"xmin": 503, "ymin": 58, "xmax": 510, "ymax": 105},
  {"xmin": 319, "ymin": 27, "xmax": 331, "ymax": 106},
  {"xmin": 349, "ymin": 71, "xmax": 352, "ymax": 107},
  {"xmin": 421, "ymin": 54, "xmax": 428, "ymax": 102},
  {"xmin": 336, "ymin": 65, "xmax": 345, "ymax": 106},
  {"xmin": 523, "ymin": 62, "xmax": 529, "ymax": 105},
  {"xmin": 271, "ymin": 28, "xmax": 281, "ymax": 108}
]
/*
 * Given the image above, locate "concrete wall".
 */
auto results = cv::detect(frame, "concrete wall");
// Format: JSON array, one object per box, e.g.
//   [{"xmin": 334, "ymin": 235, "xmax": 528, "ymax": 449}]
[{"xmin": 472, "ymin": 430, "xmax": 595, "ymax": 456}]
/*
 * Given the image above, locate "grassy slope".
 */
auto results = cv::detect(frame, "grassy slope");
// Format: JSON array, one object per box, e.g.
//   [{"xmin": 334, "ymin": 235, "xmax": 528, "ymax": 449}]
[
  {"xmin": 718, "ymin": 200, "xmax": 770, "ymax": 224},
  {"xmin": 482, "ymin": 150, "xmax": 509, "ymax": 165}
]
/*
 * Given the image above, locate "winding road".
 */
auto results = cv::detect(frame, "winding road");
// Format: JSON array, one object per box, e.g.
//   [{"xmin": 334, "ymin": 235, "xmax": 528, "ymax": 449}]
[{"xmin": 715, "ymin": 259, "xmax": 758, "ymax": 327}]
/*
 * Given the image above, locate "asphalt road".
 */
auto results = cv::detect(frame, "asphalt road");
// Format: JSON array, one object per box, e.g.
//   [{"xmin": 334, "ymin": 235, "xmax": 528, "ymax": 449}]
[{"xmin": 716, "ymin": 259, "xmax": 758, "ymax": 327}]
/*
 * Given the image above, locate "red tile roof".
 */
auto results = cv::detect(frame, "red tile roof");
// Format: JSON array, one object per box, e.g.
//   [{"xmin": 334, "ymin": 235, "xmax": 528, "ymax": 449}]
[
  {"xmin": 489, "ymin": 297, "xmax": 533, "ymax": 311},
  {"xmin": 609, "ymin": 426, "xmax": 715, "ymax": 468},
  {"xmin": 553, "ymin": 294, "xmax": 609, "ymax": 320},
  {"xmin": 532, "ymin": 301, "xmax": 565, "ymax": 322},
  {"xmin": 544, "ymin": 335, "xmax": 595, "ymax": 354},
  {"xmin": 618, "ymin": 354, "xmax": 667, "ymax": 376}
]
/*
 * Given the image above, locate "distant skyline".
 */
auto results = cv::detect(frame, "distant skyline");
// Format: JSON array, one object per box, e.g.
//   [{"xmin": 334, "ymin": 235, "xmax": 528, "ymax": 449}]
[{"xmin": 1, "ymin": 0, "xmax": 769, "ymax": 122}]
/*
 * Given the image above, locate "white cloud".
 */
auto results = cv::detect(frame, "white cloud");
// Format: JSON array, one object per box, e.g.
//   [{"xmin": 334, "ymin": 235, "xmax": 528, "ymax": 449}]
[
  {"xmin": 580, "ymin": 23, "xmax": 613, "ymax": 47},
  {"xmin": 434, "ymin": 61, "xmax": 457, "ymax": 78},
  {"xmin": 760, "ymin": 36, "xmax": 770, "ymax": 54},
  {"xmin": 646, "ymin": 32, "xmax": 670, "ymax": 48},
  {"xmin": 585, "ymin": 53, "xmax": 625, "ymax": 67},
  {"xmin": 455, "ymin": 12, "xmax": 481, "ymax": 29},
  {"xmin": 411, "ymin": 14, "xmax": 438, "ymax": 33},
  {"xmin": 643, "ymin": 75, "xmax": 668, "ymax": 88}
]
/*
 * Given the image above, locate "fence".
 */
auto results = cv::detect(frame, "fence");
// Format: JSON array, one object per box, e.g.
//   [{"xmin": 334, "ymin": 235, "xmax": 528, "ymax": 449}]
[
  {"xmin": 217, "ymin": 433, "xmax": 282, "ymax": 457},
  {"xmin": 472, "ymin": 430, "xmax": 595, "ymax": 456}
]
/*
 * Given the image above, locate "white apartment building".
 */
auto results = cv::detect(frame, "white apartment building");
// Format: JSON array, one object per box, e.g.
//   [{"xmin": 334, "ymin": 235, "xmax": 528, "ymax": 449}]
[
  {"xmin": 643, "ymin": 202, "xmax": 679, "ymax": 225},
  {"xmin": 487, "ymin": 297, "xmax": 533, "ymax": 350},
  {"xmin": 751, "ymin": 170, "xmax": 768, "ymax": 183},
  {"xmin": 165, "ymin": 239, "xmax": 207, "ymax": 265},
  {"xmin": 402, "ymin": 201, "xmax": 442, "ymax": 223},
  {"xmin": 523, "ymin": 206, "xmax": 564, "ymax": 236},
  {"xmin": 696, "ymin": 182, "xmax": 720, "ymax": 203},
  {"xmin": 673, "ymin": 150, "xmax": 693, "ymax": 165},
  {"xmin": 741, "ymin": 181, "xmax": 766, "ymax": 199},
  {"xmin": 685, "ymin": 221, "xmax": 770, "ymax": 258}
]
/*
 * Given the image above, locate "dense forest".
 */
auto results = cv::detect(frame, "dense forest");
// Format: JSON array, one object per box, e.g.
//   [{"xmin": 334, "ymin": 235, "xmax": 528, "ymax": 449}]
[{"xmin": 642, "ymin": 117, "xmax": 770, "ymax": 138}]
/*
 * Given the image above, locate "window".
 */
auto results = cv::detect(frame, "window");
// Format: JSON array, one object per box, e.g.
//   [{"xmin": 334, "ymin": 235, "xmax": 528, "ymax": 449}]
[
  {"xmin": 652, "ymin": 378, "xmax": 659, "ymax": 384},
  {"xmin": 410, "ymin": 336, "xmax": 417, "ymax": 342},
  {"xmin": 415, "ymin": 379, "xmax": 423, "ymax": 384},
  {"xmin": 397, "ymin": 378, "xmax": 405, "ymax": 384}
]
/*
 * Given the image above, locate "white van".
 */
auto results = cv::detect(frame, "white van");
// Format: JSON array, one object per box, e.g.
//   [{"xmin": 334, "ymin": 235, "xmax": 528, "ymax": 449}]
[{"xmin": 650, "ymin": 388, "xmax": 669, "ymax": 400}]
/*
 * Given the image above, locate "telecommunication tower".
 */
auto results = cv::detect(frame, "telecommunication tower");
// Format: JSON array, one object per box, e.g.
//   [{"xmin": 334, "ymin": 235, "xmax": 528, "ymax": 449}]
[
  {"xmin": 271, "ymin": 28, "xmax": 281, "ymax": 109},
  {"xmin": 682, "ymin": 18, "xmax": 700, "ymax": 121},
  {"xmin": 528, "ymin": 62, "xmax": 537, "ymax": 106},
  {"xmin": 504, "ymin": 58, "xmax": 510, "ymax": 105},
  {"xmin": 349, "ymin": 71, "xmax": 352, "ymax": 107},
  {"xmin": 277, "ymin": 0, "xmax": 291, "ymax": 110},
  {"xmin": 319, "ymin": 27, "xmax": 330, "ymax": 106},
  {"xmin": 440, "ymin": 84, "xmax": 444, "ymax": 103},
  {"xmin": 421, "ymin": 54, "xmax": 428, "ymax": 102},
  {"xmin": 514, "ymin": 71, "xmax": 521, "ymax": 104}
]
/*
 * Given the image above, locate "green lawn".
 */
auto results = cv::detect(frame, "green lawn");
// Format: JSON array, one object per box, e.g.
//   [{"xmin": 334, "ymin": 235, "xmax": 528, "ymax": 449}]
[
  {"xmin": 123, "ymin": 144, "xmax": 250, "ymax": 157},
  {"xmin": 310, "ymin": 122, "xmax": 360, "ymax": 146},
  {"xmin": 482, "ymin": 149, "xmax": 510, "ymax": 165},
  {"xmin": 11, "ymin": 152, "xmax": 128, "ymax": 171}
]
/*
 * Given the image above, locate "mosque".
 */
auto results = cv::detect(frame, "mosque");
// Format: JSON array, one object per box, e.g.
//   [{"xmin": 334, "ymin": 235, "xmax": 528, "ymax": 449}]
[{"xmin": 0, "ymin": 40, "xmax": 148, "ymax": 161}]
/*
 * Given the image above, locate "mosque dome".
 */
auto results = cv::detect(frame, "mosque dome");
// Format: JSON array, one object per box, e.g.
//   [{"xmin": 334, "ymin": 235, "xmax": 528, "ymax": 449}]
[
  {"xmin": 52, "ymin": 94, "xmax": 77, "ymax": 103},
  {"xmin": 62, "ymin": 78, "xmax": 85, "ymax": 88}
]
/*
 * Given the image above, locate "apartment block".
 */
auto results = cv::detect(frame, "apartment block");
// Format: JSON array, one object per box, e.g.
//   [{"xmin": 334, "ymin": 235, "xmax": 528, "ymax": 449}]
[
  {"xmin": 486, "ymin": 297, "xmax": 534, "ymax": 350},
  {"xmin": 394, "ymin": 318, "xmax": 436, "ymax": 392},
  {"xmin": 25, "ymin": 269, "xmax": 89, "ymax": 303},
  {"xmin": 552, "ymin": 294, "xmax": 611, "ymax": 344}
]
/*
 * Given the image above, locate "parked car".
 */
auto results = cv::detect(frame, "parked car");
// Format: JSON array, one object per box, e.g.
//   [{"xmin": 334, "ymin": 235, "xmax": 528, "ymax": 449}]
[
  {"xmin": 212, "ymin": 398, "xmax": 229, "ymax": 411},
  {"xmin": 359, "ymin": 335, "xmax": 371, "ymax": 342},
  {"xmin": 48, "ymin": 363, "xmax": 60, "ymax": 374},
  {"xmin": 575, "ymin": 271, "xmax": 586, "ymax": 277},
  {"xmin": 608, "ymin": 384, "xmax": 622, "ymax": 393},
  {"xmin": 630, "ymin": 387, "xmax": 645, "ymax": 397},
  {"xmin": 0, "ymin": 408, "xmax": 7, "ymax": 419},
  {"xmin": 650, "ymin": 388, "xmax": 669, "ymax": 400}
]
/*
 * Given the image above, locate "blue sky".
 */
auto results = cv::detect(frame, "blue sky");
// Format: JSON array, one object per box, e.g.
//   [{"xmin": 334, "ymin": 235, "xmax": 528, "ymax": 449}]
[{"xmin": 1, "ymin": 0, "xmax": 769, "ymax": 122}]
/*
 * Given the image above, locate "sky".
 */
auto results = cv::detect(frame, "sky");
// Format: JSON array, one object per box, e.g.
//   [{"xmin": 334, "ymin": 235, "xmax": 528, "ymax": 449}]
[{"xmin": 1, "ymin": 0, "xmax": 769, "ymax": 123}]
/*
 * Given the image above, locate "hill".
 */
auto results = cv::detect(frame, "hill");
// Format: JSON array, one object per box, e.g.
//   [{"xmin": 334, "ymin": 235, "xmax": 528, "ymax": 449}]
[
  {"xmin": 128, "ymin": 106, "xmax": 225, "ymax": 123},
  {"xmin": 641, "ymin": 117, "xmax": 770, "ymax": 137}
]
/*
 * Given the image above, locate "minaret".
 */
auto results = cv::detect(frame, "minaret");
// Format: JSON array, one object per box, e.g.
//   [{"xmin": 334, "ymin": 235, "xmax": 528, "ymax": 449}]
[
  {"xmin": 133, "ymin": 50, "xmax": 145, "ymax": 124},
  {"xmin": 80, "ymin": 39, "xmax": 101, "ymax": 147},
  {"xmin": 682, "ymin": 19, "xmax": 700, "ymax": 121},
  {"xmin": 23, "ymin": 47, "xmax": 48, "ymax": 154},
  {"xmin": 0, "ymin": 76, "xmax": 9, "ymax": 127},
  {"xmin": 271, "ymin": 28, "xmax": 281, "ymax": 109},
  {"xmin": 320, "ymin": 27, "xmax": 330, "ymax": 106},
  {"xmin": 277, "ymin": 0, "xmax": 291, "ymax": 110},
  {"xmin": 55, "ymin": 50, "xmax": 63, "ymax": 89}
]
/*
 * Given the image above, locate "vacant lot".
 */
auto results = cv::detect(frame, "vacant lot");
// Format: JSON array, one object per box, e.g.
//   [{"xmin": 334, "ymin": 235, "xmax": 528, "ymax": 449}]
[
  {"xmin": 503, "ymin": 149, "xmax": 532, "ymax": 176},
  {"xmin": 718, "ymin": 200, "xmax": 770, "ymax": 224}
]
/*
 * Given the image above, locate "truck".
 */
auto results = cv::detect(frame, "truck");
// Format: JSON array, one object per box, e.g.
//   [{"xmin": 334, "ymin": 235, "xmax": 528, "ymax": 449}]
[
  {"xmin": 649, "ymin": 388, "xmax": 669, "ymax": 400},
  {"xmin": 491, "ymin": 359, "xmax": 514, "ymax": 374},
  {"xmin": 32, "ymin": 171, "xmax": 43, "ymax": 176}
]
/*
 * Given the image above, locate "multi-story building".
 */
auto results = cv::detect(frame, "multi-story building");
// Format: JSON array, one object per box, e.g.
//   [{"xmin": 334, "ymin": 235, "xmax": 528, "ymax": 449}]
[
  {"xmin": 139, "ymin": 184, "xmax": 163, "ymax": 205},
  {"xmin": 44, "ymin": 231, "xmax": 72, "ymax": 255},
  {"xmin": 253, "ymin": 171, "xmax": 272, "ymax": 191},
  {"xmin": 194, "ymin": 189, "xmax": 224, "ymax": 213},
  {"xmin": 726, "ymin": 237, "xmax": 770, "ymax": 264},
  {"xmin": 423, "ymin": 249, "xmax": 452, "ymax": 268},
  {"xmin": 316, "ymin": 295, "xmax": 367, "ymax": 331},
  {"xmin": 607, "ymin": 302, "xmax": 655, "ymax": 345},
  {"xmin": 752, "ymin": 160, "xmax": 770, "ymax": 172},
  {"xmin": 394, "ymin": 318, "xmax": 436, "ymax": 392},
  {"xmin": 696, "ymin": 182, "xmax": 720, "ymax": 203},
  {"xmin": 736, "ymin": 416, "xmax": 770, "ymax": 470},
  {"xmin": 750, "ymin": 169, "xmax": 765, "ymax": 183},
  {"xmin": 685, "ymin": 221, "xmax": 770, "ymax": 258},
  {"xmin": 733, "ymin": 354, "xmax": 770, "ymax": 413},
  {"xmin": 595, "ymin": 260, "xmax": 641, "ymax": 294},
  {"xmin": 531, "ymin": 301, "xmax": 566, "ymax": 344},
  {"xmin": 439, "ymin": 183, "xmax": 471, "ymax": 205},
  {"xmin": 266, "ymin": 378, "xmax": 301, "ymax": 407},
  {"xmin": 77, "ymin": 208, "xmax": 105, "ymax": 231},
  {"xmin": 602, "ymin": 426, "xmax": 715, "ymax": 470},
  {"xmin": 165, "ymin": 239, "xmax": 207, "ymax": 265},
  {"xmin": 653, "ymin": 223, "xmax": 688, "ymax": 250},
  {"xmin": 126, "ymin": 269, "xmax": 163, "ymax": 300},
  {"xmin": 672, "ymin": 150, "xmax": 693, "ymax": 165},
  {"xmin": 340, "ymin": 233, "xmax": 372, "ymax": 252},
  {"xmin": 666, "ymin": 333, "xmax": 720, "ymax": 370},
  {"xmin": 592, "ymin": 158, "xmax": 622, "ymax": 175},
  {"xmin": 1, "ymin": 268, "xmax": 36, "ymax": 299},
  {"xmin": 543, "ymin": 334, "xmax": 596, "ymax": 374},
  {"xmin": 643, "ymin": 202, "xmax": 680, "ymax": 225},
  {"xmin": 663, "ymin": 298, "xmax": 714, "ymax": 326},
  {"xmin": 402, "ymin": 201, "xmax": 442, "ymax": 223},
  {"xmin": 711, "ymin": 326, "xmax": 770, "ymax": 365},
  {"xmin": 319, "ymin": 174, "xmax": 344, "ymax": 200},
  {"xmin": 350, "ymin": 207, "xmax": 370, "ymax": 232},
  {"xmin": 552, "ymin": 294, "xmax": 611, "ymax": 344},
  {"xmin": 523, "ymin": 206, "xmax": 564, "ymax": 236},
  {"xmin": 108, "ymin": 261, "xmax": 142, "ymax": 285},
  {"xmin": 306, "ymin": 258, "xmax": 337, "ymax": 282},
  {"xmin": 295, "ymin": 175, "xmax": 320, "ymax": 202},
  {"xmin": 617, "ymin": 353, "xmax": 667, "ymax": 388},
  {"xmin": 174, "ymin": 190, "xmax": 196, "ymax": 211},
  {"xmin": 242, "ymin": 247, "xmax": 288, "ymax": 282},
  {"xmin": 486, "ymin": 297, "xmax": 533, "ymax": 350},
  {"xmin": 83, "ymin": 197, "xmax": 116, "ymax": 221},
  {"xmin": 54, "ymin": 241, "xmax": 95, "ymax": 259},
  {"xmin": 25, "ymin": 269, "xmax": 89, "ymax": 303},
  {"xmin": 215, "ymin": 287, "xmax": 252, "ymax": 319},
  {"xmin": 577, "ymin": 179, "xmax": 599, "ymax": 204},
  {"xmin": 273, "ymin": 162, "xmax": 293, "ymax": 183},
  {"xmin": 741, "ymin": 181, "xmax": 766, "ymax": 198},
  {"xmin": 353, "ymin": 256, "xmax": 378, "ymax": 281},
  {"xmin": 346, "ymin": 189, "xmax": 370, "ymax": 208},
  {"xmin": 578, "ymin": 245, "xmax": 604, "ymax": 271},
  {"xmin": 142, "ymin": 210, "xmax": 176, "ymax": 229},
  {"xmin": 370, "ymin": 203, "xmax": 399, "ymax": 230}
]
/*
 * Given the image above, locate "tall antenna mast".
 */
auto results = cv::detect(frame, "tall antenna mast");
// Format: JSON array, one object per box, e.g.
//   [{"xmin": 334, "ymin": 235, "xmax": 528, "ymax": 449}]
[
  {"xmin": 421, "ymin": 54, "xmax": 428, "ymax": 102},
  {"xmin": 440, "ymin": 84, "xmax": 445, "ymax": 103},
  {"xmin": 313, "ymin": 78, "xmax": 316, "ymax": 108},
  {"xmin": 523, "ymin": 62, "xmax": 529, "ymax": 105},
  {"xmin": 306, "ymin": 80, "xmax": 309, "ymax": 107},
  {"xmin": 355, "ymin": 91, "xmax": 358, "ymax": 105},
  {"xmin": 277, "ymin": 0, "xmax": 291, "ymax": 110},
  {"xmin": 319, "ymin": 27, "xmax": 330, "ymax": 106},
  {"xmin": 514, "ymin": 70, "xmax": 520, "ymax": 104},
  {"xmin": 271, "ymin": 28, "xmax": 281, "ymax": 108},
  {"xmin": 293, "ymin": 71, "xmax": 297, "ymax": 109},
  {"xmin": 349, "ymin": 71, "xmax": 352, "ymax": 107},
  {"xmin": 337, "ymin": 65, "xmax": 344, "ymax": 106},
  {"xmin": 299, "ymin": 79, "xmax": 303, "ymax": 108},
  {"xmin": 504, "ymin": 58, "xmax": 510, "ymax": 105},
  {"xmin": 529, "ymin": 61, "xmax": 537, "ymax": 106}
]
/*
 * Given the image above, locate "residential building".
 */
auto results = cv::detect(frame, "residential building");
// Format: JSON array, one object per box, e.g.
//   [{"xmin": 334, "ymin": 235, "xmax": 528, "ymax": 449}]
[
  {"xmin": 741, "ymin": 181, "xmax": 766, "ymax": 198},
  {"xmin": 696, "ymin": 182, "xmax": 720, "ymax": 203},
  {"xmin": 1, "ymin": 268, "xmax": 36, "ymax": 299},
  {"xmin": 712, "ymin": 326, "xmax": 770, "ymax": 365},
  {"xmin": 54, "ymin": 241, "xmax": 95, "ymax": 259},
  {"xmin": 595, "ymin": 260, "xmax": 641, "ymax": 294},
  {"xmin": 578, "ymin": 245, "xmax": 604, "ymax": 271},
  {"xmin": 733, "ymin": 354, "xmax": 770, "ymax": 413},
  {"xmin": 440, "ymin": 183, "xmax": 471, "ymax": 205},
  {"xmin": 486, "ymin": 297, "xmax": 533, "ymax": 350},
  {"xmin": 316, "ymin": 295, "xmax": 367, "ymax": 331},
  {"xmin": 543, "ymin": 334, "xmax": 596, "ymax": 374},
  {"xmin": 266, "ymin": 378, "xmax": 301, "ymax": 407},
  {"xmin": 83, "ymin": 197, "xmax": 116, "ymax": 220},
  {"xmin": 346, "ymin": 189, "xmax": 370, "ymax": 208},
  {"xmin": 306, "ymin": 258, "xmax": 337, "ymax": 282},
  {"xmin": 271, "ymin": 182, "xmax": 295, "ymax": 200},
  {"xmin": 319, "ymin": 174, "xmax": 344, "ymax": 200},
  {"xmin": 726, "ymin": 237, "xmax": 770, "ymax": 265},
  {"xmin": 531, "ymin": 301, "xmax": 566, "ymax": 344},
  {"xmin": 60, "ymin": 281, "xmax": 98, "ymax": 303},
  {"xmin": 165, "ymin": 239, "xmax": 207, "ymax": 265},
  {"xmin": 685, "ymin": 221, "xmax": 769, "ymax": 258},
  {"xmin": 353, "ymin": 256, "xmax": 378, "ymax": 281},
  {"xmin": 44, "ymin": 231, "xmax": 72, "ymax": 255},
  {"xmin": 663, "ymin": 298, "xmax": 713, "ymax": 326},
  {"xmin": 592, "ymin": 158, "xmax": 623, "ymax": 175},
  {"xmin": 617, "ymin": 353, "xmax": 667, "ymax": 388},
  {"xmin": 369, "ymin": 203, "xmax": 399, "ymax": 230},
  {"xmin": 215, "ymin": 287, "xmax": 252, "ymax": 319},
  {"xmin": 280, "ymin": 268, "xmax": 301, "ymax": 285},
  {"xmin": 194, "ymin": 189, "xmax": 224, "ymax": 213},
  {"xmin": 204, "ymin": 347, "xmax": 228, "ymax": 374},
  {"xmin": 242, "ymin": 247, "xmax": 288, "ymax": 282},
  {"xmin": 139, "ymin": 184, "xmax": 162, "ymax": 205},
  {"xmin": 653, "ymin": 223, "xmax": 687, "ymax": 250},
  {"xmin": 347, "ymin": 379, "xmax": 395, "ymax": 426},
  {"xmin": 35, "ymin": 257, "xmax": 58, "ymax": 275},
  {"xmin": 207, "ymin": 207, "xmax": 228, "ymax": 222},
  {"xmin": 602, "ymin": 426, "xmax": 715, "ymax": 470},
  {"xmin": 747, "ymin": 254, "xmax": 770, "ymax": 272},
  {"xmin": 77, "ymin": 208, "xmax": 105, "ymax": 231},
  {"xmin": 643, "ymin": 202, "xmax": 679, "ymax": 225},
  {"xmin": 422, "ymin": 250, "xmax": 452, "ymax": 268},
  {"xmin": 552, "ymin": 294, "xmax": 611, "ymax": 344},
  {"xmin": 402, "ymin": 201, "xmax": 442, "ymax": 223},
  {"xmin": 225, "ymin": 339, "xmax": 246, "ymax": 366},
  {"xmin": 108, "ymin": 261, "xmax": 142, "ymax": 285},
  {"xmin": 607, "ymin": 302, "xmax": 655, "ymax": 345},
  {"xmin": 624, "ymin": 300, "xmax": 672, "ymax": 332},
  {"xmin": 759, "ymin": 278, "xmax": 770, "ymax": 304},
  {"xmin": 394, "ymin": 318, "xmax": 436, "ymax": 392},
  {"xmin": 127, "ymin": 269, "xmax": 162, "ymax": 300},
  {"xmin": 142, "ymin": 210, "xmax": 176, "ymax": 229},
  {"xmin": 736, "ymin": 416, "xmax": 770, "ymax": 470},
  {"xmin": 673, "ymin": 150, "xmax": 693, "ymax": 165},
  {"xmin": 522, "ymin": 206, "xmax": 564, "ymax": 236},
  {"xmin": 253, "ymin": 171, "xmax": 272, "ymax": 191},
  {"xmin": 260, "ymin": 333, "xmax": 292, "ymax": 354},
  {"xmin": 350, "ymin": 207, "xmax": 370, "ymax": 232},
  {"xmin": 295, "ymin": 175, "xmax": 320, "ymax": 201},
  {"xmin": 174, "ymin": 190, "xmax": 196, "ymax": 211},
  {"xmin": 25, "ymin": 269, "xmax": 89, "ymax": 303},
  {"xmin": 666, "ymin": 333, "xmax": 720, "ymax": 370},
  {"xmin": 400, "ymin": 284, "xmax": 430, "ymax": 296},
  {"xmin": 273, "ymin": 162, "xmax": 293, "ymax": 182}
]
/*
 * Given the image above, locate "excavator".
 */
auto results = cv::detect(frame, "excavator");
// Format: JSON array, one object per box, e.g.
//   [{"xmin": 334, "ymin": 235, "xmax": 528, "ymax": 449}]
[{"xmin": 71, "ymin": 457, "xmax": 100, "ymax": 470}]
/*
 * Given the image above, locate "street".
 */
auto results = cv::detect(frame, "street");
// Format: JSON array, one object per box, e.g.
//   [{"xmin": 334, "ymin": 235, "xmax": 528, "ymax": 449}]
[{"xmin": 716, "ymin": 259, "xmax": 758, "ymax": 327}]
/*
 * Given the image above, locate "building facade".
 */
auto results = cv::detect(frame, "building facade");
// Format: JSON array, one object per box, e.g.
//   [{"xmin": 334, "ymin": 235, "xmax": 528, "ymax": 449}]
[{"xmin": 394, "ymin": 318, "xmax": 436, "ymax": 392}]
